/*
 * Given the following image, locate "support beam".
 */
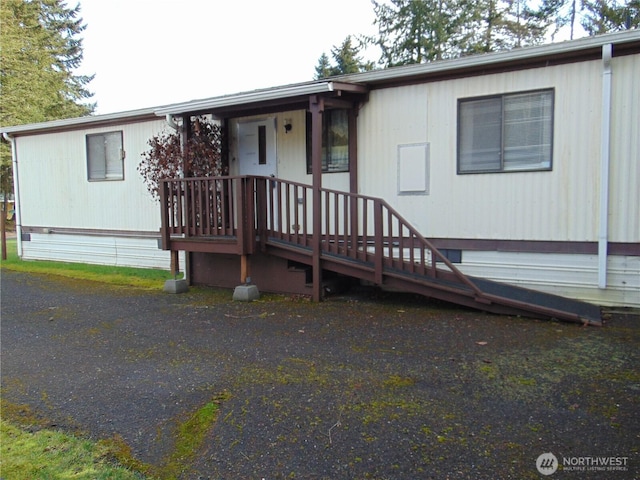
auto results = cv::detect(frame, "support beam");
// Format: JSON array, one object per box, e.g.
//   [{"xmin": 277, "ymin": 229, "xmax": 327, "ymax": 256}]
[
  {"xmin": 170, "ymin": 250, "xmax": 180, "ymax": 277},
  {"xmin": 240, "ymin": 254, "xmax": 249, "ymax": 284},
  {"xmin": 349, "ymin": 107, "xmax": 359, "ymax": 263},
  {"xmin": 348, "ymin": 106, "xmax": 358, "ymax": 196},
  {"xmin": 310, "ymin": 95, "xmax": 325, "ymax": 302}
]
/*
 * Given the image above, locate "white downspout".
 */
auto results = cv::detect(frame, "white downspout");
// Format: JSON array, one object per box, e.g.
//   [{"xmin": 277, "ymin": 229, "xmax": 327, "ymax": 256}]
[
  {"xmin": 165, "ymin": 114, "xmax": 179, "ymax": 131},
  {"xmin": 3, "ymin": 132, "xmax": 22, "ymax": 257},
  {"xmin": 164, "ymin": 113, "xmax": 187, "ymax": 283},
  {"xmin": 598, "ymin": 44, "xmax": 613, "ymax": 289}
]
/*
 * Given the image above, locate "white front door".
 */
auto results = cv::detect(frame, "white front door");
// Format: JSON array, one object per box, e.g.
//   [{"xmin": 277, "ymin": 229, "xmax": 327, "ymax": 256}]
[
  {"xmin": 237, "ymin": 118, "xmax": 279, "ymax": 229},
  {"xmin": 237, "ymin": 118, "xmax": 277, "ymax": 177}
]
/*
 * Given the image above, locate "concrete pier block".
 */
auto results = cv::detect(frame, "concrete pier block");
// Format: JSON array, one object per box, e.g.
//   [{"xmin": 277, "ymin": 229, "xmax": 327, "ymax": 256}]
[
  {"xmin": 233, "ymin": 284, "xmax": 260, "ymax": 302},
  {"xmin": 163, "ymin": 279, "xmax": 188, "ymax": 294}
]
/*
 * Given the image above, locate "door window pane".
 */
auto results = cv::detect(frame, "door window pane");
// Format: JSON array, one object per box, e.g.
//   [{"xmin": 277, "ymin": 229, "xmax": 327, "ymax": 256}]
[{"xmin": 306, "ymin": 109, "xmax": 350, "ymax": 173}]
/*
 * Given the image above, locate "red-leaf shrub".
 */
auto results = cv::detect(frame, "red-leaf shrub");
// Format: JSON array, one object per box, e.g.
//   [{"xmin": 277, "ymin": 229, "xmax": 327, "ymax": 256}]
[{"xmin": 138, "ymin": 117, "xmax": 226, "ymax": 200}]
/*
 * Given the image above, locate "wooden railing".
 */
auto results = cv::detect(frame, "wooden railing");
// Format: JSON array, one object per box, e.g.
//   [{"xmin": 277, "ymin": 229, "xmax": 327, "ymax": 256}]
[
  {"xmin": 159, "ymin": 176, "xmax": 255, "ymax": 254},
  {"xmin": 160, "ymin": 175, "xmax": 481, "ymax": 295}
]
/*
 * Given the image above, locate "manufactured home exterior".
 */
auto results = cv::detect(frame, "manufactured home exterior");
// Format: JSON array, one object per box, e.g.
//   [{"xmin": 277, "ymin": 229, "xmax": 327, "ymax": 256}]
[
  {"xmin": 2, "ymin": 110, "xmax": 182, "ymax": 269},
  {"xmin": 3, "ymin": 31, "xmax": 639, "ymax": 310},
  {"xmin": 352, "ymin": 45, "xmax": 640, "ymax": 307}
]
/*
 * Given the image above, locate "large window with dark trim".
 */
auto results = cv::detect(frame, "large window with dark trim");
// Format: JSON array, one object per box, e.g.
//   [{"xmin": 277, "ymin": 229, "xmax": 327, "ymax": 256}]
[
  {"xmin": 86, "ymin": 131, "xmax": 124, "ymax": 181},
  {"xmin": 306, "ymin": 109, "xmax": 349, "ymax": 174},
  {"xmin": 457, "ymin": 90, "xmax": 554, "ymax": 174}
]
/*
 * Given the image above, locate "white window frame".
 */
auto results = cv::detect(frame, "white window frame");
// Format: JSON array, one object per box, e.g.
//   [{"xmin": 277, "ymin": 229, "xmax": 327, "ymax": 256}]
[
  {"xmin": 457, "ymin": 89, "xmax": 554, "ymax": 174},
  {"xmin": 86, "ymin": 131, "xmax": 124, "ymax": 181}
]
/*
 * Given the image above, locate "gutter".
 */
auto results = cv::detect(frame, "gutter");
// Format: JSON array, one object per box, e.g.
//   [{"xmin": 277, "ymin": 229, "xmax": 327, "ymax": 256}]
[
  {"xmin": 1, "ymin": 107, "xmax": 158, "ymax": 137},
  {"xmin": 598, "ymin": 44, "xmax": 613, "ymax": 289},
  {"xmin": 2, "ymin": 132, "xmax": 22, "ymax": 257},
  {"xmin": 337, "ymin": 30, "xmax": 639, "ymax": 85},
  {"xmin": 154, "ymin": 82, "xmax": 338, "ymax": 116}
]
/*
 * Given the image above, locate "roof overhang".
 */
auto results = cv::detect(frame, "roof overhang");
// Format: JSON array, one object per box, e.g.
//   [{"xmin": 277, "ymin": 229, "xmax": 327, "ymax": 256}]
[
  {"xmin": 153, "ymin": 81, "xmax": 369, "ymax": 119},
  {"xmin": 335, "ymin": 29, "xmax": 640, "ymax": 88},
  {"xmin": 1, "ymin": 107, "xmax": 158, "ymax": 137}
]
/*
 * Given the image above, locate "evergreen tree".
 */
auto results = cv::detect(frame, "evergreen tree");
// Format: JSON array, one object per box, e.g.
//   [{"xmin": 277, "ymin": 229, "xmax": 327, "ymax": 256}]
[
  {"xmin": 370, "ymin": 0, "xmax": 468, "ymax": 65},
  {"xmin": 314, "ymin": 36, "xmax": 374, "ymax": 79},
  {"xmin": 368, "ymin": 0, "xmax": 552, "ymax": 66},
  {"xmin": 539, "ymin": 0, "xmax": 582, "ymax": 40},
  {"xmin": 0, "ymin": 0, "xmax": 94, "ymax": 251},
  {"xmin": 314, "ymin": 52, "xmax": 333, "ymax": 80},
  {"xmin": 582, "ymin": 0, "xmax": 639, "ymax": 34},
  {"xmin": 1, "ymin": 0, "xmax": 95, "ymax": 127},
  {"xmin": 331, "ymin": 36, "xmax": 374, "ymax": 74},
  {"xmin": 461, "ymin": 0, "xmax": 551, "ymax": 54}
]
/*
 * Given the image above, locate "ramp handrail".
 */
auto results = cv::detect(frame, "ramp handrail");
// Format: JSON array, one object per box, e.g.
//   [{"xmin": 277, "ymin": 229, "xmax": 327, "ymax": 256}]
[
  {"xmin": 160, "ymin": 175, "xmax": 482, "ymax": 296},
  {"xmin": 252, "ymin": 176, "xmax": 483, "ymax": 297}
]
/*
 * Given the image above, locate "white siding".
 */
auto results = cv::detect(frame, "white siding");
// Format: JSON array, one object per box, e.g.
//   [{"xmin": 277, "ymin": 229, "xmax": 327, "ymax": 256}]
[
  {"xmin": 16, "ymin": 119, "xmax": 167, "ymax": 231},
  {"xmin": 357, "ymin": 60, "xmax": 640, "ymax": 243},
  {"xmin": 15, "ymin": 118, "xmax": 175, "ymax": 270},
  {"xmin": 609, "ymin": 54, "xmax": 640, "ymax": 243},
  {"xmin": 21, "ymin": 233, "xmax": 183, "ymax": 270},
  {"xmin": 358, "ymin": 85, "xmax": 430, "ymax": 230},
  {"xmin": 356, "ymin": 56, "xmax": 639, "ymax": 307},
  {"xmin": 458, "ymin": 251, "xmax": 640, "ymax": 308}
]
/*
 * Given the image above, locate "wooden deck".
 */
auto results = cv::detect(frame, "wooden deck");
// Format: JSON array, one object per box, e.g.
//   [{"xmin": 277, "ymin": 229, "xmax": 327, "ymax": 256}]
[{"xmin": 159, "ymin": 175, "xmax": 602, "ymax": 325}]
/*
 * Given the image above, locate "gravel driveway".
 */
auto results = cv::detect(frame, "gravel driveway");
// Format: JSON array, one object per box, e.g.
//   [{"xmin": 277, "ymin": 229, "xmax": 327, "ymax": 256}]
[{"xmin": 1, "ymin": 270, "xmax": 638, "ymax": 479}]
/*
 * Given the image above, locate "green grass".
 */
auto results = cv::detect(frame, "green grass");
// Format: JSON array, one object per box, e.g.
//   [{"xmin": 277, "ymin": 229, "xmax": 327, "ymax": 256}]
[
  {"xmin": 158, "ymin": 392, "xmax": 231, "ymax": 479},
  {"xmin": 1, "ymin": 238, "xmax": 181, "ymax": 479},
  {"xmin": 0, "ymin": 419, "xmax": 146, "ymax": 480},
  {"xmin": 1, "ymin": 239, "xmax": 179, "ymax": 290}
]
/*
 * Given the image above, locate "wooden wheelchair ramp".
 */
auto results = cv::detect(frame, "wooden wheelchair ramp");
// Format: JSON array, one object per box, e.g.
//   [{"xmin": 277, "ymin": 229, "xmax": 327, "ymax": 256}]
[
  {"xmin": 159, "ymin": 176, "xmax": 602, "ymax": 326},
  {"xmin": 257, "ymin": 175, "xmax": 601, "ymax": 326},
  {"xmin": 265, "ymin": 239, "xmax": 603, "ymax": 326}
]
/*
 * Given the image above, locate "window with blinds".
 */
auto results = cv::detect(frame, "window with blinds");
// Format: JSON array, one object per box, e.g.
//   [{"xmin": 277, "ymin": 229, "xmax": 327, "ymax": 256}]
[
  {"xmin": 86, "ymin": 131, "xmax": 124, "ymax": 181},
  {"xmin": 306, "ymin": 109, "xmax": 350, "ymax": 174},
  {"xmin": 457, "ymin": 90, "xmax": 553, "ymax": 174}
]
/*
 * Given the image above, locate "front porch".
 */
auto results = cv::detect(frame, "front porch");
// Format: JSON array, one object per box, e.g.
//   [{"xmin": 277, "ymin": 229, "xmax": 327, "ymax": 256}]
[
  {"xmin": 159, "ymin": 175, "xmax": 467, "ymax": 298},
  {"xmin": 159, "ymin": 175, "xmax": 602, "ymax": 325}
]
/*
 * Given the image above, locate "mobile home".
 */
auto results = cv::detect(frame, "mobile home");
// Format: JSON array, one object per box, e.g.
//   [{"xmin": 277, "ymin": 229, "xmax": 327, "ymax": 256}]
[{"xmin": 3, "ymin": 31, "xmax": 639, "ymax": 320}]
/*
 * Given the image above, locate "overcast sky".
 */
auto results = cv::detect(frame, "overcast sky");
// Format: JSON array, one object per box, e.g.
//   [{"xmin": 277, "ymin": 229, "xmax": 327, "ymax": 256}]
[{"xmin": 76, "ymin": 0, "xmax": 379, "ymax": 114}]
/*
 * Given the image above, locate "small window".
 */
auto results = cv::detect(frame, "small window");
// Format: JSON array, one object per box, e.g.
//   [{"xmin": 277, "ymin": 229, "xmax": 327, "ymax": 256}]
[
  {"xmin": 86, "ymin": 131, "xmax": 124, "ymax": 181},
  {"xmin": 306, "ymin": 109, "xmax": 350, "ymax": 174},
  {"xmin": 457, "ymin": 90, "xmax": 553, "ymax": 174}
]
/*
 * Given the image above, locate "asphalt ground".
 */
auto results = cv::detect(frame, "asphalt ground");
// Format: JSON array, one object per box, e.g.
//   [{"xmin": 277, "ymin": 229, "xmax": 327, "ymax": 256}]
[{"xmin": 1, "ymin": 270, "xmax": 639, "ymax": 479}]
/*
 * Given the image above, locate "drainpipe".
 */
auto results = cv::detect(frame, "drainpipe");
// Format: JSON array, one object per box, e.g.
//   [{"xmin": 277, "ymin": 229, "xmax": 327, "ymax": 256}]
[
  {"xmin": 165, "ymin": 114, "xmax": 179, "ymax": 131},
  {"xmin": 2, "ymin": 132, "xmax": 22, "ymax": 257},
  {"xmin": 164, "ymin": 114, "xmax": 188, "ymax": 283},
  {"xmin": 598, "ymin": 44, "xmax": 612, "ymax": 289}
]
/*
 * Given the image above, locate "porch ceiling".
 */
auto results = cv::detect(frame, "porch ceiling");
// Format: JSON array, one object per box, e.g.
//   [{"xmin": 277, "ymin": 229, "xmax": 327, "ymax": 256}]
[{"xmin": 153, "ymin": 81, "xmax": 368, "ymax": 119}]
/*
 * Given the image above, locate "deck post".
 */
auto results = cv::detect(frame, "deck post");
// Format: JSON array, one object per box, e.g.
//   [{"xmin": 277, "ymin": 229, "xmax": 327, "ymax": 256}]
[
  {"xmin": 240, "ymin": 254, "xmax": 249, "ymax": 284},
  {"xmin": 310, "ymin": 95, "xmax": 324, "ymax": 302},
  {"xmin": 245, "ymin": 177, "xmax": 256, "ymax": 254},
  {"xmin": 170, "ymin": 250, "xmax": 179, "ymax": 277},
  {"xmin": 256, "ymin": 178, "xmax": 268, "ymax": 251},
  {"xmin": 160, "ymin": 180, "xmax": 170, "ymax": 250},
  {"xmin": 236, "ymin": 177, "xmax": 246, "ymax": 255},
  {"xmin": 374, "ymin": 200, "xmax": 383, "ymax": 285}
]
